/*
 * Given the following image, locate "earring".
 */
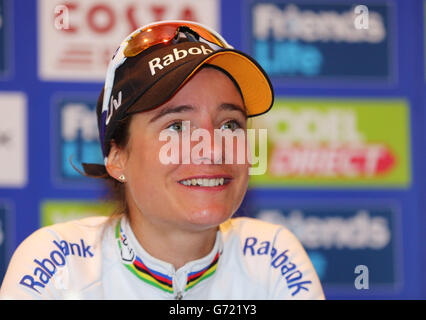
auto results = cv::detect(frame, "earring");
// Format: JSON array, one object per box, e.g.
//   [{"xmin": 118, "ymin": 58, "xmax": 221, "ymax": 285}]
[{"xmin": 118, "ymin": 174, "xmax": 126, "ymax": 183}]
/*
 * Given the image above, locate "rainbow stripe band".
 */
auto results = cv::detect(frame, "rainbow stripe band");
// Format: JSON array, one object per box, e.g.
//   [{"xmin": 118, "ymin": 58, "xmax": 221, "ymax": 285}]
[
  {"xmin": 115, "ymin": 219, "xmax": 220, "ymax": 295},
  {"xmin": 115, "ymin": 221, "xmax": 174, "ymax": 293},
  {"xmin": 126, "ymin": 257, "xmax": 174, "ymax": 293},
  {"xmin": 185, "ymin": 251, "xmax": 219, "ymax": 291}
]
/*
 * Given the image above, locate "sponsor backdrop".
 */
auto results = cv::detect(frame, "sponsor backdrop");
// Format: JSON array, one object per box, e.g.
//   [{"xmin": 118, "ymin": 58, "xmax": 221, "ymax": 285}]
[
  {"xmin": 0, "ymin": 202, "xmax": 11, "ymax": 282},
  {"xmin": 0, "ymin": 0, "xmax": 8, "ymax": 77},
  {"xmin": 0, "ymin": 0, "xmax": 425, "ymax": 299}
]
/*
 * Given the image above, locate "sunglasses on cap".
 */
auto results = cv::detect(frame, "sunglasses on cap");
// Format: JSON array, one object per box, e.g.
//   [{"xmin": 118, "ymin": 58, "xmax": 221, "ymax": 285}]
[{"xmin": 123, "ymin": 21, "xmax": 231, "ymax": 57}]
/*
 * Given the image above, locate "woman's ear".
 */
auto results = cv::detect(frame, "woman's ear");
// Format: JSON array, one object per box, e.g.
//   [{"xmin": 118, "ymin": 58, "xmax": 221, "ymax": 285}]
[{"xmin": 105, "ymin": 141, "xmax": 128, "ymax": 182}]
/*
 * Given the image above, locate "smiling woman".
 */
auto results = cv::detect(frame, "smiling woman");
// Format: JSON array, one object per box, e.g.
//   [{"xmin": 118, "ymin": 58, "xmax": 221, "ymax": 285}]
[{"xmin": 0, "ymin": 20, "xmax": 324, "ymax": 300}]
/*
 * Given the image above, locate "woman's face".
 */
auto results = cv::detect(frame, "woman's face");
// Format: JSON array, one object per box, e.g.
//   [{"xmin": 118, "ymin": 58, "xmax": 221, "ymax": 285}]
[{"xmin": 112, "ymin": 67, "xmax": 250, "ymax": 231}]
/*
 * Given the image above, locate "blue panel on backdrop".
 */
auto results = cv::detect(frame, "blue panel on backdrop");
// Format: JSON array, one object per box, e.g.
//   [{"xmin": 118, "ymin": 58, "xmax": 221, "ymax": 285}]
[
  {"xmin": 246, "ymin": 1, "xmax": 393, "ymax": 82},
  {"xmin": 0, "ymin": 203, "xmax": 9, "ymax": 282},
  {"xmin": 53, "ymin": 95, "xmax": 103, "ymax": 183},
  {"xmin": 244, "ymin": 200, "xmax": 401, "ymax": 294},
  {"xmin": 0, "ymin": 0, "xmax": 8, "ymax": 77}
]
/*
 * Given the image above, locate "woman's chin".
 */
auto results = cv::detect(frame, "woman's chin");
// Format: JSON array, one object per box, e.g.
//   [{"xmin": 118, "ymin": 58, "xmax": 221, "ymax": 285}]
[{"xmin": 183, "ymin": 206, "xmax": 233, "ymax": 229}]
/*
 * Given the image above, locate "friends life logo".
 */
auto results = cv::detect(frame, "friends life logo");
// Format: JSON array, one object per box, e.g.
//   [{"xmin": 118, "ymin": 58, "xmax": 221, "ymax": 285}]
[
  {"xmin": 57, "ymin": 98, "xmax": 103, "ymax": 180},
  {"xmin": 249, "ymin": 2, "xmax": 390, "ymax": 80}
]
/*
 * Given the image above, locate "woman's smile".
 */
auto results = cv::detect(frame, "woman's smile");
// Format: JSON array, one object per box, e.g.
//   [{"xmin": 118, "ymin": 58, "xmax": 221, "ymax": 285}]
[{"xmin": 177, "ymin": 174, "xmax": 233, "ymax": 190}]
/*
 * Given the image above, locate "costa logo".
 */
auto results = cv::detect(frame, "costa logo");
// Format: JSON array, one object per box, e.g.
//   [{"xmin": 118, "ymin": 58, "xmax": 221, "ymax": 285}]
[
  {"xmin": 39, "ymin": 0, "xmax": 220, "ymax": 81},
  {"xmin": 53, "ymin": 2, "xmax": 206, "ymax": 35}
]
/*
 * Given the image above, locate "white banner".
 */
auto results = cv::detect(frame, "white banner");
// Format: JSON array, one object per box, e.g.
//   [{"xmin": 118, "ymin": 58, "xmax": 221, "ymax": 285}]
[
  {"xmin": 38, "ymin": 0, "xmax": 220, "ymax": 81},
  {"xmin": 0, "ymin": 92, "xmax": 27, "ymax": 188}
]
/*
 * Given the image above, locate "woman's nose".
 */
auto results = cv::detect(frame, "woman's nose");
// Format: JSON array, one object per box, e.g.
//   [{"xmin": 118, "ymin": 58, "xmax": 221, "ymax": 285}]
[
  {"xmin": 188, "ymin": 120, "xmax": 246, "ymax": 166},
  {"xmin": 188, "ymin": 120, "xmax": 225, "ymax": 165}
]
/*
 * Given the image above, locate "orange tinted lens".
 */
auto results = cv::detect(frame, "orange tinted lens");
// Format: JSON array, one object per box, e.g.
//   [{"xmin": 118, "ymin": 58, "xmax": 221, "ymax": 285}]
[
  {"xmin": 123, "ymin": 22, "xmax": 225, "ymax": 57},
  {"xmin": 124, "ymin": 24, "xmax": 177, "ymax": 57}
]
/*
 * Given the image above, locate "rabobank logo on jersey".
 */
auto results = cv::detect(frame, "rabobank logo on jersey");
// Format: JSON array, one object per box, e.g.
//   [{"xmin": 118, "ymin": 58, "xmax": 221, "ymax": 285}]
[
  {"xmin": 247, "ymin": 1, "xmax": 392, "ymax": 81},
  {"xmin": 19, "ymin": 238, "xmax": 94, "ymax": 294},
  {"xmin": 55, "ymin": 96, "xmax": 103, "ymax": 181}
]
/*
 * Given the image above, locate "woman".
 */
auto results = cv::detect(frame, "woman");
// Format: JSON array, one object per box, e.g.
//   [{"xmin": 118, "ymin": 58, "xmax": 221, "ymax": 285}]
[{"xmin": 0, "ymin": 21, "xmax": 324, "ymax": 299}]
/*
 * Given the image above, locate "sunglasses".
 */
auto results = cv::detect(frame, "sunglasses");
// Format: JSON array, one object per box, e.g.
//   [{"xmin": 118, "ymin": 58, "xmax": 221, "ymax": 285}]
[{"xmin": 122, "ymin": 21, "xmax": 231, "ymax": 57}]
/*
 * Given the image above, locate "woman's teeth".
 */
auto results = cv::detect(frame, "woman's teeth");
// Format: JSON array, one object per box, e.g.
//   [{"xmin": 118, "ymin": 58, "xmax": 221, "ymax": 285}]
[{"xmin": 180, "ymin": 178, "xmax": 225, "ymax": 187}]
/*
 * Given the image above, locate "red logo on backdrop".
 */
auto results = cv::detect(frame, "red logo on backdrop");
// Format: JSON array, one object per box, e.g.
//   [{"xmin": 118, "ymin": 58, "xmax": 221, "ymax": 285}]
[
  {"xmin": 50, "ymin": 1, "xmax": 204, "ymax": 74},
  {"xmin": 41, "ymin": 0, "xmax": 218, "ymax": 80},
  {"xmin": 270, "ymin": 143, "xmax": 396, "ymax": 177},
  {"xmin": 54, "ymin": 2, "xmax": 199, "ymax": 35}
]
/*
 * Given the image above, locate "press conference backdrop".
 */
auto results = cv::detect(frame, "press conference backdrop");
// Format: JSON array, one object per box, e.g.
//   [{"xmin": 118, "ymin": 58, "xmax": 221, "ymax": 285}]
[{"xmin": 0, "ymin": 0, "xmax": 425, "ymax": 299}]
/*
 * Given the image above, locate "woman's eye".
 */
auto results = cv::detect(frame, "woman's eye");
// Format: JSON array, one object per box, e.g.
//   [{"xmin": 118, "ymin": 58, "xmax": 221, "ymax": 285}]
[
  {"xmin": 167, "ymin": 121, "xmax": 184, "ymax": 132},
  {"xmin": 221, "ymin": 120, "xmax": 241, "ymax": 131}
]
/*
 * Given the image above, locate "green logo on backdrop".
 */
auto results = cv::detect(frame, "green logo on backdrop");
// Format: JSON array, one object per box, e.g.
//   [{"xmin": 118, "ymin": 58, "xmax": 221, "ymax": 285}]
[
  {"xmin": 249, "ymin": 98, "xmax": 411, "ymax": 187},
  {"xmin": 41, "ymin": 201, "xmax": 115, "ymax": 227}
]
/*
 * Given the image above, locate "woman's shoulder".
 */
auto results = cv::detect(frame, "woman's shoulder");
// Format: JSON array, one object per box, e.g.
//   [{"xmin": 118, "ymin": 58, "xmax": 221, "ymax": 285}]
[
  {"xmin": 221, "ymin": 216, "xmax": 308, "ymax": 259},
  {"xmin": 16, "ymin": 215, "xmax": 109, "ymax": 249},
  {"xmin": 0, "ymin": 216, "xmax": 111, "ymax": 299},
  {"xmin": 219, "ymin": 216, "xmax": 325, "ymax": 299},
  {"xmin": 221, "ymin": 216, "xmax": 309, "ymax": 258},
  {"xmin": 18, "ymin": 216, "xmax": 110, "ymax": 250},
  {"xmin": 221, "ymin": 216, "xmax": 294, "ymax": 240}
]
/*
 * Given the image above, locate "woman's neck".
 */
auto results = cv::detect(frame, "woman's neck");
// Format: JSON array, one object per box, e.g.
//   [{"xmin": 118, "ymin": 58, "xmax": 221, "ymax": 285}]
[{"xmin": 128, "ymin": 211, "xmax": 219, "ymax": 270}]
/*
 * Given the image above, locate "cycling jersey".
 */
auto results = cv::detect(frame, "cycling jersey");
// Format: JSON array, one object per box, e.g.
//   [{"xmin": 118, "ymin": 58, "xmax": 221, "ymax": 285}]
[{"xmin": 0, "ymin": 216, "xmax": 325, "ymax": 300}]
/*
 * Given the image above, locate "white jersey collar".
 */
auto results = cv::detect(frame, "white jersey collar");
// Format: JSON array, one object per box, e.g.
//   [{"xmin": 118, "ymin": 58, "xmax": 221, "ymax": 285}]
[{"xmin": 115, "ymin": 216, "xmax": 223, "ymax": 295}]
